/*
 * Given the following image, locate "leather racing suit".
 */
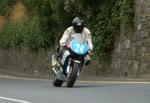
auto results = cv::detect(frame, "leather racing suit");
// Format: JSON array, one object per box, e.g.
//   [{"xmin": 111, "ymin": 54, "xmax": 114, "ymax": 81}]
[{"xmin": 60, "ymin": 26, "xmax": 93, "ymax": 51}]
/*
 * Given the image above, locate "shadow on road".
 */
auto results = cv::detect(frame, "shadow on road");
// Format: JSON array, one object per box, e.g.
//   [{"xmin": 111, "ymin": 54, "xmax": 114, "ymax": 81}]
[
  {"xmin": 60, "ymin": 84, "xmax": 120, "ymax": 88},
  {"xmin": 72, "ymin": 85, "xmax": 100, "ymax": 88}
]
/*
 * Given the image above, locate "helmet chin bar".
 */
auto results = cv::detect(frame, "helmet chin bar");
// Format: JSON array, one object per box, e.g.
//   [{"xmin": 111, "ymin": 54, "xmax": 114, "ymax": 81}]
[{"xmin": 73, "ymin": 25, "xmax": 84, "ymax": 33}]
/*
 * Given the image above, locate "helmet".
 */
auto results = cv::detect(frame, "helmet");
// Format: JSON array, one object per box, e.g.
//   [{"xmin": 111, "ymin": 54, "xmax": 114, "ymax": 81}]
[{"xmin": 72, "ymin": 17, "xmax": 84, "ymax": 33}]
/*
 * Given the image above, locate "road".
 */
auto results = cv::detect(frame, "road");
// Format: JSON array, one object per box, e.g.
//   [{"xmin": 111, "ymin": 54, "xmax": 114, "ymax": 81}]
[{"xmin": 0, "ymin": 76, "xmax": 150, "ymax": 103}]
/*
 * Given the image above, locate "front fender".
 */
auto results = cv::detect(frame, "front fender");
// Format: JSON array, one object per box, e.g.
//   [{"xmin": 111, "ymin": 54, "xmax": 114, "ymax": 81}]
[{"xmin": 73, "ymin": 60, "xmax": 81, "ymax": 63}]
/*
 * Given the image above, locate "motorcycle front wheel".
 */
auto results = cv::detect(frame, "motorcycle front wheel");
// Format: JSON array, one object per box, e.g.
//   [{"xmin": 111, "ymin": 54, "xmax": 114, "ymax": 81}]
[{"xmin": 66, "ymin": 62, "xmax": 80, "ymax": 87}]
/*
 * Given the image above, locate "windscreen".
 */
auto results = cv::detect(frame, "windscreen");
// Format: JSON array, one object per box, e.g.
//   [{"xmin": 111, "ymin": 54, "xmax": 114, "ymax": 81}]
[{"xmin": 69, "ymin": 33, "xmax": 89, "ymax": 55}]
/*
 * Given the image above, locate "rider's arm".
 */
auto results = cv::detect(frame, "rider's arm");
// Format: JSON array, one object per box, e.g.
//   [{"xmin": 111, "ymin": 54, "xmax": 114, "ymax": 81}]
[
  {"xmin": 59, "ymin": 27, "xmax": 72, "ymax": 46},
  {"xmin": 88, "ymin": 33, "xmax": 93, "ymax": 52},
  {"xmin": 84, "ymin": 28, "xmax": 93, "ymax": 51}
]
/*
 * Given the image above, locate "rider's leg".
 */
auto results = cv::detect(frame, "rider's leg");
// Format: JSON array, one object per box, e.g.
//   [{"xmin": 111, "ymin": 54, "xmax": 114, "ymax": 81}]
[{"xmin": 84, "ymin": 54, "xmax": 91, "ymax": 65}]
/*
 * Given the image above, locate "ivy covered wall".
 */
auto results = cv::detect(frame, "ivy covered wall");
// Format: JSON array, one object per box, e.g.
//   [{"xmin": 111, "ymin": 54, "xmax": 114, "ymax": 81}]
[
  {"xmin": 3, "ymin": 0, "xmax": 150, "ymax": 79},
  {"xmin": 110, "ymin": 0, "xmax": 150, "ymax": 78},
  {"xmin": 0, "ymin": 0, "xmax": 133, "ymax": 58}
]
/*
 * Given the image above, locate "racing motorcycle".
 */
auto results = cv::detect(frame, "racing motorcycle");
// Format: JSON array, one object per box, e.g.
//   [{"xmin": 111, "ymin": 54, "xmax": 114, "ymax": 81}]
[{"xmin": 51, "ymin": 33, "xmax": 89, "ymax": 87}]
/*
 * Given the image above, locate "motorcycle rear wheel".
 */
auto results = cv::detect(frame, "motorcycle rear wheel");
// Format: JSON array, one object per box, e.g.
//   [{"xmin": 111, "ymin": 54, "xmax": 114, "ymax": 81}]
[{"xmin": 53, "ymin": 75, "xmax": 63, "ymax": 87}]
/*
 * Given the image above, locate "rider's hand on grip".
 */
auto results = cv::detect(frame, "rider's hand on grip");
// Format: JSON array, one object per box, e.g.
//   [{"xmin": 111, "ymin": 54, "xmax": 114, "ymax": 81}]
[
  {"xmin": 60, "ymin": 43, "xmax": 67, "ymax": 49},
  {"xmin": 88, "ymin": 50, "xmax": 93, "ymax": 55}
]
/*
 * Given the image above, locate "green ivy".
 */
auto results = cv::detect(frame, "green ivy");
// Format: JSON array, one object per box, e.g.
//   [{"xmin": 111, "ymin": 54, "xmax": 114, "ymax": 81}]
[
  {"xmin": 0, "ymin": 0, "xmax": 134, "ymax": 59},
  {"xmin": 89, "ymin": 0, "xmax": 133, "ymax": 60},
  {"xmin": 0, "ymin": 15, "xmax": 44, "ymax": 49},
  {"xmin": 120, "ymin": 0, "xmax": 133, "ymax": 37}
]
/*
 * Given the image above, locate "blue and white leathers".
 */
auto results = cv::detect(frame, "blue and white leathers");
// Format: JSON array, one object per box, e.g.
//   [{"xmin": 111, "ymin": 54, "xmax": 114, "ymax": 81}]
[{"xmin": 70, "ymin": 39, "xmax": 89, "ymax": 55}]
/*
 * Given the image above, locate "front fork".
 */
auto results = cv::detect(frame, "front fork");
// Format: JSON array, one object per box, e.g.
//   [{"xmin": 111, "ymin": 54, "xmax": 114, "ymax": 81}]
[
  {"xmin": 66, "ymin": 59, "xmax": 81, "ymax": 77},
  {"xmin": 73, "ymin": 60, "xmax": 81, "ymax": 76}
]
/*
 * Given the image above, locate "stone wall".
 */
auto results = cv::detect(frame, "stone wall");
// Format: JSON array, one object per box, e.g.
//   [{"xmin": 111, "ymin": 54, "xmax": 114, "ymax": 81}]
[
  {"xmin": 0, "ymin": 48, "xmax": 51, "ymax": 78},
  {"xmin": 0, "ymin": 48, "xmax": 100, "ymax": 80},
  {"xmin": 110, "ymin": 0, "xmax": 150, "ymax": 78}
]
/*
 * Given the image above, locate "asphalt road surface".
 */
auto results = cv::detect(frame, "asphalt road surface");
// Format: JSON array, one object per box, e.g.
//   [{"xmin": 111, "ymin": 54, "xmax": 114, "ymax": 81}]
[{"xmin": 0, "ymin": 76, "xmax": 150, "ymax": 103}]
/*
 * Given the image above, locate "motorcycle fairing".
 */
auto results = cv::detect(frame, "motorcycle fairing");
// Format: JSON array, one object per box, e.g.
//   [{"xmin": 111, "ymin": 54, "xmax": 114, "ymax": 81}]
[{"xmin": 70, "ymin": 39, "xmax": 89, "ymax": 55}]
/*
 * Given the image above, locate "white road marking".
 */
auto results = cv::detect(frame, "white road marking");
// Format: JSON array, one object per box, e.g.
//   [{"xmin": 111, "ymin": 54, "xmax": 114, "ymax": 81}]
[
  {"xmin": 0, "ymin": 75, "xmax": 50, "ymax": 81},
  {"xmin": 0, "ymin": 96, "xmax": 32, "ymax": 103},
  {"xmin": 79, "ymin": 80, "xmax": 150, "ymax": 84}
]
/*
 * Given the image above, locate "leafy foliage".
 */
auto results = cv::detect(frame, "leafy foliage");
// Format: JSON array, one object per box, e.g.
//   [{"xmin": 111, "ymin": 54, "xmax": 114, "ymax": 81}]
[
  {"xmin": 0, "ymin": 0, "xmax": 133, "ymax": 59},
  {"xmin": 0, "ymin": 15, "xmax": 44, "ymax": 49},
  {"xmin": 0, "ymin": 0, "xmax": 14, "ymax": 15}
]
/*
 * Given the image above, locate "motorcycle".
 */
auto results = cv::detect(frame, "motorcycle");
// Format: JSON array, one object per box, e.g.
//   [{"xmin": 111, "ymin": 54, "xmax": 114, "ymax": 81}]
[{"xmin": 51, "ymin": 33, "xmax": 89, "ymax": 87}]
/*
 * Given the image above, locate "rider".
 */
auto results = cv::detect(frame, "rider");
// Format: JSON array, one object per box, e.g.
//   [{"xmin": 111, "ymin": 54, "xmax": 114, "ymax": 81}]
[{"xmin": 58, "ymin": 17, "xmax": 93, "ymax": 65}]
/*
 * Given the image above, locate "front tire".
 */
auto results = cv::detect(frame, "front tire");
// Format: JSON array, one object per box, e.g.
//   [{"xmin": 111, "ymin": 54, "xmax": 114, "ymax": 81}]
[{"xmin": 66, "ymin": 62, "xmax": 80, "ymax": 87}]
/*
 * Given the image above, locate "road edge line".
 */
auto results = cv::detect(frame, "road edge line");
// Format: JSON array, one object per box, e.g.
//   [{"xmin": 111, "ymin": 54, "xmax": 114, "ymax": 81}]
[{"xmin": 0, "ymin": 96, "xmax": 32, "ymax": 103}]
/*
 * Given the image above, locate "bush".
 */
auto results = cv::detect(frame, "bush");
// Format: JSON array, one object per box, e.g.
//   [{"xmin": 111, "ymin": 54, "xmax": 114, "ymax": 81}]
[
  {"xmin": 0, "ymin": 15, "xmax": 44, "ymax": 49},
  {"xmin": 0, "ymin": 0, "xmax": 134, "ymax": 59}
]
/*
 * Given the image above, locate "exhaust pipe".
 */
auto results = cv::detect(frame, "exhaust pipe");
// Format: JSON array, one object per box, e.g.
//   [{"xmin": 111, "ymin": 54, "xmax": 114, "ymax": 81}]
[{"xmin": 52, "ymin": 67, "xmax": 57, "ymax": 74}]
